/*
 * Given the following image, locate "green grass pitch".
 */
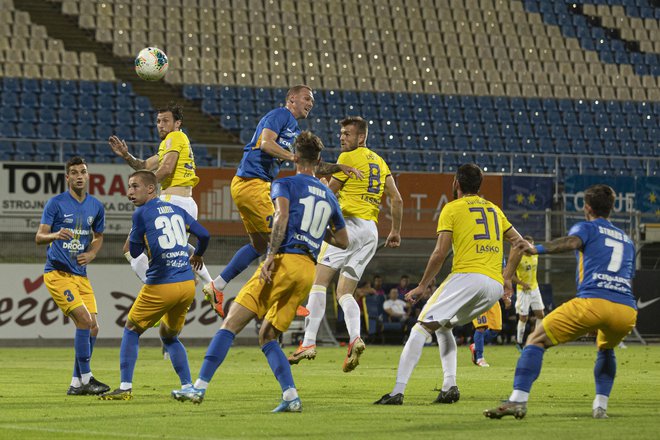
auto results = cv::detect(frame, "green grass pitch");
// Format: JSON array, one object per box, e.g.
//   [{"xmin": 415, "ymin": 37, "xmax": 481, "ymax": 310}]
[{"xmin": 0, "ymin": 344, "xmax": 659, "ymax": 439}]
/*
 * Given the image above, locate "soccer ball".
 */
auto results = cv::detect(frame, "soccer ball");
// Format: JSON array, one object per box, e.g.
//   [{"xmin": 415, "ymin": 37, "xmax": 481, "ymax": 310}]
[{"xmin": 134, "ymin": 47, "xmax": 168, "ymax": 81}]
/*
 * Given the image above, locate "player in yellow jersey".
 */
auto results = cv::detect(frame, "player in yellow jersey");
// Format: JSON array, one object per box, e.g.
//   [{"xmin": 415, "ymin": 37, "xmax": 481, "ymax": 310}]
[
  {"xmin": 469, "ymin": 301, "xmax": 504, "ymax": 367},
  {"xmin": 108, "ymin": 102, "xmax": 213, "ymax": 287},
  {"xmin": 288, "ymin": 116, "xmax": 403, "ymax": 372},
  {"xmin": 511, "ymin": 235, "xmax": 545, "ymax": 350},
  {"xmin": 375, "ymin": 163, "xmax": 525, "ymax": 405}
]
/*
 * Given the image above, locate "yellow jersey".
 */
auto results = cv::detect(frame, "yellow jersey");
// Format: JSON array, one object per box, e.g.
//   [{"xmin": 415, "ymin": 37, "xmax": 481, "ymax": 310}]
[
  {"xmin": 331, "ymin": 147, "xmax": 391, "ymax": 222},
  {"xmin": 437, "ymin": 195, "xmax": 512, "ymax": 284},
  {"xmin": 157, "ymin": 130, "xmax": 199, "ymax": 190},
  {"xmin": 515, "ymin": 254, "xmax": 539, "ymax": 291}
]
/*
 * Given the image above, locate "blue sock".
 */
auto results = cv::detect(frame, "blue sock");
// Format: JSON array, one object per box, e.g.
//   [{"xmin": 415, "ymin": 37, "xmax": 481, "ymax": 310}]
[
  {"xmin": 199, "ymin": 329, "xmax": 235, "ymax": 383},
  {"xmin": 220, "ymin": 244, "xmax": 261, "ymax": 284},
  {"xmin": 162, "ymin": 335, "xmax": 192, "ymax": 386},
  {"xmin": 594, "ymin": 349, "xmax": 616, "ymax": 397},
  {"xmin": 73, "ymin": 336, "xmax": 96, "ymax": 379},
  {"xmin": 473, "ymin": 330, "xmax": 485, "ymax": 360},
  {"xmin": 513, "ymin": 345, "xmax": 545, "ymax": 392},
  {"xmin": 119, "ymin": 328, "xmax": 140, "ymax": 384},
  {"xmin": 484, "ymin": 329, "xmax": 499, "ymax": 344},
  {"xmin": 74, "ymin": 328, "xmax": 91, "ymax": 375},
  {"xmin": 262, "ymin": 340, "xmax": 295, "ymax": 393}
]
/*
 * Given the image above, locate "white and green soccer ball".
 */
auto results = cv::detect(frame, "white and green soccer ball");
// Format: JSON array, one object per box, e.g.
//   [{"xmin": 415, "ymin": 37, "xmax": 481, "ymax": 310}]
[{"xmin": 134, "ymin": 47, "xmax": 168, "ymax": 81}]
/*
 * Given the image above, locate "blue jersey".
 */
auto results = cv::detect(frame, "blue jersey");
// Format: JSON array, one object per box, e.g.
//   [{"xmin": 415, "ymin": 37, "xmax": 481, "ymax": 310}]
[
  {"xmin": 41, "ymin": 191, "xmax": 105, "ymax": 277},
  {"xmin": 568, "ymin": 218, "xmax": 636, "ymax": 309},
  {"xmin": 129, "ymin": 198, "xmax": 197, "ymax": 285},
  {"xmin": 236, "ymin": 107, "xmax": 300, "ymax": 182},
  {"xmin": 270, "ymin": 174, "xmax": 345, "ymax": 259}
]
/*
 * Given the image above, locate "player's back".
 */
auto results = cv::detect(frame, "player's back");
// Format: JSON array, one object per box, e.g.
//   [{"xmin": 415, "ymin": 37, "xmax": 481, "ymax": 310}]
[
  {"xmin": 158, "ymin": 130, "xmax": 199, "ymax": 189},
  {"xmin": 237, "ymin": 108, "xmax": 300, "ymax": 182},
  {"xmin": 131, "ymin": 198, "xmax": 195, "ymax": 285},
  {"xmin": 271, "ymin": 174, "xmax": 344, "ymax": 260},
  {"xmin": 332, "ymin": 147, "xmax": 390, "ymax": 222},
  {"xmin": 439, "ymin": 195, "xmax": 512, "ymax": 284},
  {"xmin": 569, "ymin": 218, "xmax": 636, "ymax": 307}
]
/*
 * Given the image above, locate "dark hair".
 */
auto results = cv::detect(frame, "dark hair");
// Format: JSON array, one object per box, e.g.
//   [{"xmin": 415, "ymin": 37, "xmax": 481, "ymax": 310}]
[
  {"xmin": 340, "ymin": 116, "xmax": 368, "ymax": 136},
  {"xmin": 65, "ymin": 156, "xmax": 87, "ymax": 174},
  {"xmin": 294, "ymin": 131, "xmax": 323, "ymax": 164},
  {"xmin": 157, "ymin": 101, "xmax": 183, "ymax": 122},
  {"xmin": 286, "ymin": 84, "xmax": 313, "ymax": 102},
  {"xmin": 584, "ymin": 184, "xmax": 615, "ymax": 218},
  {"xmin": 456, "ymin": 163, "xmax": 483, "ymax": 194},
  {"xmin": 129, "ymin": 170, "xmax": 158, "ymax": 187},
  {"xmin": 523, "ymin": 235, "xmax": 534, "ymax": 242}
]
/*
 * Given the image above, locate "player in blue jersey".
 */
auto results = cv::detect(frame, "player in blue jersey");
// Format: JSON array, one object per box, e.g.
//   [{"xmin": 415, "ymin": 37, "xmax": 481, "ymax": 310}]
[
  {"xmin": 36, "ymin": 156, "xmax": 110, "ymax": 396},
  {"xmin": 99, "ymin": 170, "xmax": 210, "ymax": 400},
  {"xmin": 203, "ymin": 85, "xmax": 360, "ymax": 317},
  {"xmin": 485, "ymin": 184, "xmax": 637, "ymax": 420},
  {"xmin": 172, "ymin": 131, "xmax": 349, "ymax": 412}
]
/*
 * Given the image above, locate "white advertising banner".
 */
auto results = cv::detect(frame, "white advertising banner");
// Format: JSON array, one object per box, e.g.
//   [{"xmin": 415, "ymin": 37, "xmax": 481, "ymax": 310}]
[
  {"xmin": 0, "ymin": 162, "xmax": 136, "ymax": 234},
  {"xmin": 0, "ymin": 264, "xmax": 258, "ymax": 340}
]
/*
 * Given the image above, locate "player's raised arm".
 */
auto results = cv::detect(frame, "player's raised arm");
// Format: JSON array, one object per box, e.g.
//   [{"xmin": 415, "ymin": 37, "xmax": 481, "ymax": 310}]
[
  {"xmin": 405, "ymin": 231, "xmax": 452, "ymax": 304},
  {"xmin": 108, "ymin": 135, "xmax": 159, "ymax": 171},
  {"xmin": 522, "ymin": 235, "xmax": 583, "ymax": 255},
  {"xmin": 316, "ymin": 161, "xmax": 363, "ymax": 180},
  {"xmin": 154, "ymin": 149, "xmax": 179, "ymax": 183},
  {"xmin": 258, "ymin": 128, "xmax": 296, "ymax": 162},
  {"xmin": 383, "ymin": 174, "xmax": 403, "ymax": 248}
]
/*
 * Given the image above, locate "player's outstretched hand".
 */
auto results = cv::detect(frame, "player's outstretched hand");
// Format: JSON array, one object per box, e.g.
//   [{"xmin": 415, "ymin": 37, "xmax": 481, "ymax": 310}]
[
  {"xmin": 189, "ymin": 255, "xmax": 204, "ymax": 271},
  {"xmin": 77, "ymin": 251, "xmax": 96, "ymax": 266},
  {"xmin": 385, "ymin": 232, "xmax": 401, "ymax": 248},
  {"xmin": 260, "ymin": 255, "xmax": 276, "ymax": 283},
  {"xmin": 405, "ymin": 285, "xmax": 425, "ymax": 304},
  {"xmin": 514, "ymin": 237, "xmax": 536, "ymax": 255},
  {"xmin": 108, "ymin": 135, "xmax": 129, "ymax": 157},
  {"xmin": 338, "ymin": 164, "xmax": 363, "ymax": 180},
  {"xmin": 54, "ymin": 228, "xmax": 74, "ymax": 241}
]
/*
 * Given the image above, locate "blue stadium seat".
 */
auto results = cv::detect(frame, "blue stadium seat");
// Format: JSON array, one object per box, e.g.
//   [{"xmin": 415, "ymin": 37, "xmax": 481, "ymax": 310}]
[
  {"xmin": 98, "ymin": 82, "xmax": 115, "ymax": 96},
  {"xmin": 254, "ymin": 87, "xmax": 272, "ymax": 102},
  {"xmin": 116, "ymin": 95, "xmax": 134, "ymax": 109},
  {"xmin": 116, "ymin": 82, "xmax": 133, "ymax": 96},
  {"xmin": 183, "ymin": 84, "xmax": 201, "ymax": 100},
  {"xmin": 135, "ymin": 96, "xmax": 152, "ymax": 112},
  {"xmin": 55, "ymin": 124, "xmax": 74, "ymax": 139},
  {"xmin": 2, "ymin": 78, "xmax": 21, "ymax": 92},
  {"xmin": 116, "ymin": 111, "xmax": 133, "ymax": 126},
  {"xmin": 18, "ymin": 122, "xmax": 36, "ymax": 138},
  {"xmin": 76, "ymin": 124, "xmax": 94, "ymax": 140}
]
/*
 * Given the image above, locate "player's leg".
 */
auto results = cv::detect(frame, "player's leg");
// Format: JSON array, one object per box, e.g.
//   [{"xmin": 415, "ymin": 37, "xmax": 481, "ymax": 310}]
[
  {"xmin": 289, "ymin": 263, "xmax": 336, "ymax": 363},
  {"xmin": 592, "ymin": 301, "xmax": 636, "ymax": 419},
  {"xmin": 471, "ymin": 326, "xmax": 487, "ymax": 366},
  {"xmin": 434, "ymin": 325, "xmax": 460, "ymax": 403},
  {"xmin": 260, "ymin": 321, "xmax": 302, "ymax": 412},
  {"xmin": 516, "ymin": 314, "xmax": 528, "ymax": 348},
  {"xmin": 336, "ymin": 275, "xmax": 365, "ymax": 372}
]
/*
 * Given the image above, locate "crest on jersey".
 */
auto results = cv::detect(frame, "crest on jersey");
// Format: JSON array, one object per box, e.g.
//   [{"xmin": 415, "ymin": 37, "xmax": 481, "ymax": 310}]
[{"xmin": 87, "ymin": 216, "xmax": 94, "ymax": 226}]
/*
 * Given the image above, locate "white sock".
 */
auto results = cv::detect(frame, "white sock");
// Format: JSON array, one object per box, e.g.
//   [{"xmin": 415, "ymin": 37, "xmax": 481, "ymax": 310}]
[
  {"xmin": 392, "ymin": 324, "xmax": 430, "ymax": 395},
  {"xmin": 283, "ymin": 387, "xmax": 298, "ymax": 401},
  {"xmin": 70, "ymin": 377, "xmax": 82, "ymax": 387},
  {"xmin": 212, "ymin": 275, "xmax": 228, "ymax": 291},
  {"xmin": 435, "ymin": 328, "xmax": 457, "ymax": 391},
  {"xmin": 120, "ymin": 382, "xmax": 132, "ymax": 391},
  {"xmin": 510, "ymin": 389, "xmax": 530, "ymax": 403},
  {"xmin": 593, "ymin": 394, "xmax": 609, "ymax": 410},
  {"xmin": 338, "ymin": 293, "xmax": 361, "ymax": 342},
  {"xmin": 517, "ymin": 320, "xmax": 527, "ymax": 343},
  {"xmin": 130, "ymin": 253, "xmax": 149, "ymax": 283},
  {"xmin": 124, "ymin": 251, "xmax": 132, "ymax": 263},
  {"xmin": 81, "ymin": 372, "xmax": 92, "ymax": 385},
  {"xmin": 194, "ymin": 379, "xmax": 209, "ymax": 390},
  {"xmin": 187, "ymin": 244, "xmax": 212, "ymax": 283},
  {"xmin": 302, "ymin": 285, "xmax": 326, "ymax": 346},
  {"xmin": 181, "ymin": 383, "xmax": 192, "ymax": 389}
]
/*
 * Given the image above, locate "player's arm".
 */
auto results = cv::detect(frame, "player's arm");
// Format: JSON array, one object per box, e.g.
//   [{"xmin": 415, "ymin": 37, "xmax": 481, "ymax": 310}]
[
  {"xmin": 258, "ymin": 128, "xmax": 295, "ymax": 161},
  {"xmin": 503, "ymin": 227, "xmax": 526, "ymax": 300},
  {"xmin": 77, "ymin": 231, "xmax": 103, "ymax": 266},
  {"xmin": 511, "ymin": 272, "xmax": 531, "ymax": 291},
  {"xmin": 383, "ymin": 174, "xmax": 403, "ymax": 248},
  {"xmin": 260, "ymin": 196, "xmax": 290, "ymax": 282},
  {"xmin": 316, "ymin": 161, "xmax": 363, "ymax": 180},
  {"xmin": 35, "ymin": 223, "xmax": 73, "ymax": 245},
  {"xmin": 405, "ymin": 231, "xmax": 452, "ymax": 303},
  {"xmin": 108, "ymin": 135, "xmax": 159, "ymax": 171},
  {"xmin": 523, "ymin": 235, "xmax": 583, "ymax": 255},
  {"xmin": 324, "ymin": 225, "xmax": 349, "ymax": 249},
  {"xmin": 186, "ymin": 219, "xmax": 210, "ymax": 271},
  {"xmin": 154, "ymin": 150, "xmax": 179, "ymax": 183}
]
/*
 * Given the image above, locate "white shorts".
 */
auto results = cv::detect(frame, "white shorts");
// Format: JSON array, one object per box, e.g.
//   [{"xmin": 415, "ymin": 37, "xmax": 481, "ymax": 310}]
[
  {"xmin": 160, "ymin": 194, "xmax": 198, "ymax": 219},
  {"xmin": 317, "ymin": 217, "xmax": 378, "ymax": 281},
  {"xmin": 515, "ymin": 287, "xmax": 545, "ymax": 315},
  {"xmin": 418, "ymin": 273, "xmax": 503, "ymax": 328}
]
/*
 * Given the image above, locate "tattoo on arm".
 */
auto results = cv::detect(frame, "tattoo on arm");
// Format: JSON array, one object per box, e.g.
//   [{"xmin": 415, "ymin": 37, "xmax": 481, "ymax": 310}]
[
  {"xmin": 544, "ymin": 235, "xmax": 583, "ymax": 253},
  {"xmin": 124, "ymin": 154, "xmax": 146, "ymax": 170},
  {"xmin": 316, "ymin": 161, "xmax": 341, "ymax": 175},
  {"xmin": 268, "ymin": 217, "xmax": 286, "ymax": 255}
]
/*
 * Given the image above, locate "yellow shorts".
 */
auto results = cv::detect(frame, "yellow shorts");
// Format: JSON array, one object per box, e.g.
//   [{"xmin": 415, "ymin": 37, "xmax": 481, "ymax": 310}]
[
  {"xmin": 128, "ymin": 280, "xmax": 195, "ymax": 333},
  {"xmin": 43, "ymin": 270, "xmax": 97, "ymax": 315},
  {"xmin": 231, "ymin": 175, "xmax": 273, "ymax": 234},
  {"xmin": 543, "ymin": 297, "xmax": 637, "ymax": 349},
  {"xmin": 472, "ymin": 301, "xmax": 502, "ymax": 330},
  {"xmin": 235, "ymin": 254, "xmax": 315, "ymax": 332}
]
